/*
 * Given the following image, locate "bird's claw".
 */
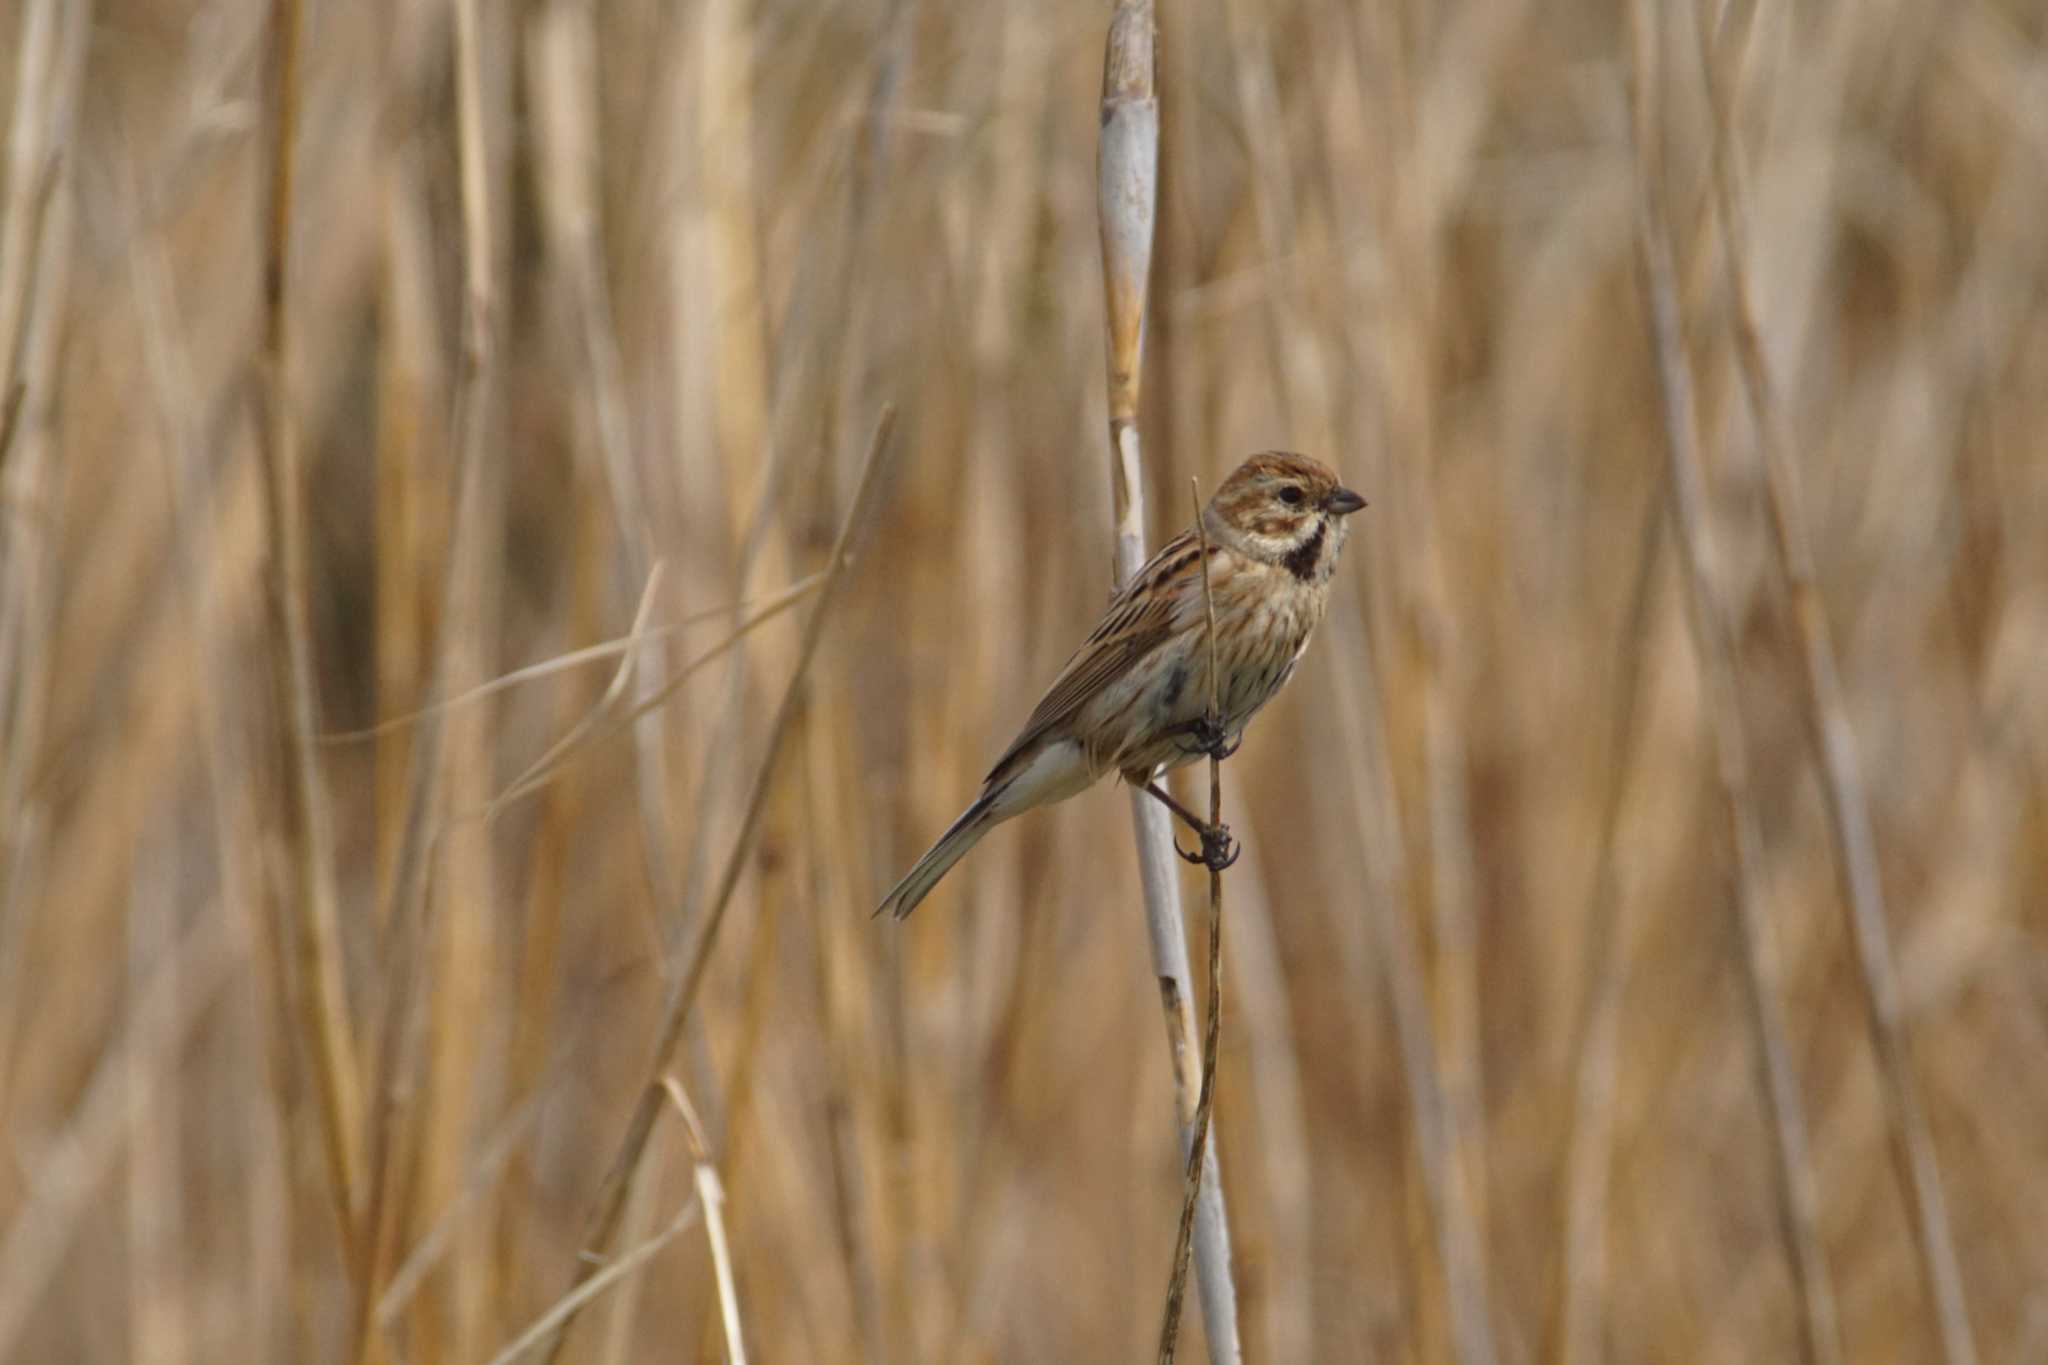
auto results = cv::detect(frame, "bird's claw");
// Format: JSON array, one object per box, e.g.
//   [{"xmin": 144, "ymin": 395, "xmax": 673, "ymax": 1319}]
[
  {"xmin": 1176, "ymin": 821, "xmax": 1241, "ymax": 872},
  {"xmin": 1180, "ymin": 713, "xmax": 1239, "ymax": 762}
]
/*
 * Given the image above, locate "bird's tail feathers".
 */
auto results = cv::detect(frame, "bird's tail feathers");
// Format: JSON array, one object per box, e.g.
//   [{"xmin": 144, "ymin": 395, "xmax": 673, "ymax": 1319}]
[{"xmin": 873, "ymin": 791, "xmax": 999, "ymax": 920}]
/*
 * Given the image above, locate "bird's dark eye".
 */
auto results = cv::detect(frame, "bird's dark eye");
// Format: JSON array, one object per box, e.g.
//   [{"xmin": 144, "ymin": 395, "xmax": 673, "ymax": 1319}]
[{"xmin": 1278, "ymin": 486, "xmax": 1304, "ymax": 506}]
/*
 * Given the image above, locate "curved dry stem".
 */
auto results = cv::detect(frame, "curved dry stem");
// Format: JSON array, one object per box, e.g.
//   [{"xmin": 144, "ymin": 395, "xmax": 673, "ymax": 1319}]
[
  {"xmin": 320, "ymin": 569, "xmax": 823, "ymax": 744},
  {"xmin": 483, "ymin": 570, "xmax": 826, "ymax": 820}
]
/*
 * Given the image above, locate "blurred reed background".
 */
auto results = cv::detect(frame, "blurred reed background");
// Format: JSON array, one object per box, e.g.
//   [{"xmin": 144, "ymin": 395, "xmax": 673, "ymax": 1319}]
[{"xmin": 1, "ymin": 0, "xmax": 2044, "ymax": 1361}]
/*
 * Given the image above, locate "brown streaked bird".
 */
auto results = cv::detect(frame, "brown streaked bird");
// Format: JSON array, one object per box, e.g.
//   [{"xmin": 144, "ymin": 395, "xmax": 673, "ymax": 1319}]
[{"xmin": 875, "ymin": 451, "xmax": 1365, "ymax": 919}]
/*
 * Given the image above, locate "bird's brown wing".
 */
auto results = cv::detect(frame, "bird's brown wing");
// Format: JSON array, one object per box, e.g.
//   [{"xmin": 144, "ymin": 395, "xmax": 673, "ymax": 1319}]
[{"xmin": 986, "ymin": 530, "xmax": 1204, "ymax": 783}]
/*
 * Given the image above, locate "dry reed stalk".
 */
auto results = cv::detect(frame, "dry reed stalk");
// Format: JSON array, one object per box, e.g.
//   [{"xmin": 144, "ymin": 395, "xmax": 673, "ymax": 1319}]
[
  {"xmin": 350, "ymin": 0, "xmax": 508, "ymax": 1351},
  {"xmin": 528, "ymin": 0, "xmax": 680, "ymax": 913},
  {"xmin": 1157, "ymin": 482, "xmax": 1228, "ymax": 1365},
  {"xmin": 695, "ymin": 0, "xmax": 770, "ymax": 531},
  {"xmin": 442, "ymin": 3, "xmax": 511, "ymax": 1344},
  {"xmin": 355, "ymin": 571, "xmax": 700, "ymax": 1355},
  {"xmin": 1368, "ymin": 38, "xmax": 1503, "ymax": 1354},
  {"xmin": 688, "ymin": 810, "xmax": 781, "ymax": 1304},
  {"xmin": 0, "ymin": 903, "xmax": 241, "ymax": 1359},
  {"xmin": 20, "ymin": 2, "xmax": 2048, "ymax": 1356},
  {"xmin": 500, "ymin": 499, "xmax": 600, "ymax": 1316},
  {"xmin": 1098, "ymin": 7, "xmax": 1243, "ymax": 1358},
  {"xmin": 796, "ymin": 723, "xmax": 891, "ymax": 1362},
  {"xmin": 1624, "ymin": 5, "xmax": 1842, "ymax": 1361},
  {"xmin": 665, "ymin": 0, "xmax": 791, "ymax": 992},
  {"xmin": 123, "ymin": 843, "xmax": 188, "ymax": 1365},
  {"xmin": 122, "ymin": 209, "xmax": 205, "ymax": 1365},
  {"xmin": 1547, "ymin": 489, "xmax": 1665, "ymax": 1365},
  {"xmin": 536, "ymin": 406, "xmax": 898, "ymax": 1364},
  {"xmin": 427, "ymin": 0, "xmax": 509, "ymax": 1342},
  {"xmin": 253, "ymin": 0, "xmax": 366, "ymax": 1269},
  {"xmin": 596, "ymin": 1137, "xmax": 664, "ymax": 1365},
  {"xmin": 128, "ymin": 149, "xmax": 293, "ymax": 1359},
  {"xmin": 660, "ymin": 1078, "xmax": 750, "ymax": 1364},
  {"xmin": 1317, "ymin": 15, "xmax": 1509, "ymax": 1355},
  {"xmin": 908, "ymin": 18, "xmax": 1058, "ymax": 1353},
  {"xmin": 1320, "ymin": 607, "xmax": 1501, "ymax": 1365},
  {"xmin": 372, "ymin": 124, "xmax": 439, "ymax": 919},
  {"xmin": 1691, "ymin": 11, "xmax": 1979, "ymax": 1361},
  {"xmin": 0, "ymin": 0, "xmax": 78, "ymax": 1097},
  {"xmin": 375, "ymin": 1092, "xmax": 547, "ymax": 1330},
  {"xmin": 0, "ymin": 0, "xmax": 59, "ymax": 480}
]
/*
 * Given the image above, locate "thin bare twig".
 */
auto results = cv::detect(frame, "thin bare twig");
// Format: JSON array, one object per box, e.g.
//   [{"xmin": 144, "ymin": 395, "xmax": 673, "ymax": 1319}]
[
  {"xmin": 1690, "ymin": 10, "xmax": 1978, "ymax": 1362},
  {"xmin": 1099, "ymin": 6, "xmax": 1243, "ymax": 1357},
  {"xmin": 488, "ymin": 1195, "xmax": 703, "ymax": 1365},
  {"xmin": 321, "ymin": 571, "xmax": 822, "ymax": 743},
  {"xmin": 1624, "ymin": 6, "xmax": 1841, "ymax": 1361},
  {"xmin": 487, "ymin": 566, "xmax": 668, "ymax": 819},
  {"xmin": 1159, "ymin": 482, "xmax": 1227, "ymax": 1364},
  {"xmin": 536, "ymin": 405, "xmax": 898, "ymax": 1364},
  {"xmin": 485, "ymin": 571, "xmax": 827, "ymax": 819}
]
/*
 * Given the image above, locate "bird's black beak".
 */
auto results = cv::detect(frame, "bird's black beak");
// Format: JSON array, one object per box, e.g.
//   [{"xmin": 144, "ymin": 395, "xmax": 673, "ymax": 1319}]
[{"xmin": 1326, "ymin": 487, "xmax": 1367, "ymax": 516}]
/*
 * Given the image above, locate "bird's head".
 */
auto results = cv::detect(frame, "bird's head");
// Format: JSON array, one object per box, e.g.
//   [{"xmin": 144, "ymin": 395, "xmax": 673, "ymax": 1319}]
[{"xmin": 1204, "ymin": 451, "xmax": 1366, "ymax": 579}]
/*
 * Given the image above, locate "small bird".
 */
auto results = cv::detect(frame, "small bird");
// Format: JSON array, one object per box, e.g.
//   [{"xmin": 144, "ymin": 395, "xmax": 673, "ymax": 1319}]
[{"xmin": 875, "ymin": 451, "xmax": 1365, "ymax": 919}]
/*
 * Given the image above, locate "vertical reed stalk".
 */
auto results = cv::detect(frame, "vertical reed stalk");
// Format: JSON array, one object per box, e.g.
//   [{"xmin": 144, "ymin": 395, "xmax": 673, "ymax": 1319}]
[
  {"xmin": 255, "ymin": 0, "xmax": 365, "ymax": 1268},
  {"xmin": 349, "ymin": 4, "xmax": 505, "ymax": 1355},
  {"xmin": 1547, "ymin": 489, "xmax": 1665, "ymax": 1365},
  {"xmin": 0, "ymin": 0, "xmax": 79, "ymax": 1083},
  {"xmin": 1098, "ymin": 6, "xmax": 1243, "ymax": 1359},
  {"xmin": 534, "ymin": 407, "xmax": 896, "ymax": 1365},
  {"xmin": 1691, "ymin": 11, "xmax": 1978, "ymax": 1361},
  {"xmin": 427, "ymin": 0, "xmax": 507, "ymax": 1352},
  {"xmin": 1624, "ymin": 6, "xmax": 1841, "ymax": 1361}
]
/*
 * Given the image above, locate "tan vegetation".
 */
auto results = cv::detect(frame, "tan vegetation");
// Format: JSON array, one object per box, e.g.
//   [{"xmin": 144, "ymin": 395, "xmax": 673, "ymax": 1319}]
[{"xmin": 0, "ymin": 0, "xmax": 2043, "ymax": 1361}]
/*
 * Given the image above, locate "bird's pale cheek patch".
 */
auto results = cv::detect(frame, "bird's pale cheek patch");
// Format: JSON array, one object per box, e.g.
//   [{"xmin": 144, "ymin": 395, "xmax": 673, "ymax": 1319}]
[{"xmin": 1249, "ymin": 513, "xmax": 1301, "ymax": 538}]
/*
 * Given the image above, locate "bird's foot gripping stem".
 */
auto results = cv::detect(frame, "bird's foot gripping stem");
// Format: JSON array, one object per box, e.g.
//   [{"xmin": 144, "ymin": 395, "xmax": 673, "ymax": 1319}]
[
  {"xmin": 1138, "ymin": 777, "xmax": 1240, "ymax": 872},
  {"xmin": 1175, "ymin": 713, "xmax": 1240, "ymax": 762},
  {"xmin": 1176, "ymin": 820, "xmax": 1241, "ymax": 873}
]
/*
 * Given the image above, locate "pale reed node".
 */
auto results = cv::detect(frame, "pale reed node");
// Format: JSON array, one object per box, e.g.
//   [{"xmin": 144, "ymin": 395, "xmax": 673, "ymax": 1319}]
[{"xmin": 876, "ymin": 452, "xmax": 1365, "ymax": 919}]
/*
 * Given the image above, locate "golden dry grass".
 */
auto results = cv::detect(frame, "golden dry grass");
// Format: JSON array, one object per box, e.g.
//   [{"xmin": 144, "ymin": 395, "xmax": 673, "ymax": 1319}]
[{"xmin": 1, "ymin": 1, "xmax": 2045, "ymax": 1361}]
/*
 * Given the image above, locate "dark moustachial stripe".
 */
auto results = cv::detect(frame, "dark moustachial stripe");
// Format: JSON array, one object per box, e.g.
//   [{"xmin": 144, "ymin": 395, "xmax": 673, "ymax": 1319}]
[{"xmin": 1281, "ymin": 520, "xmax": 1327, "ymax": 581}]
